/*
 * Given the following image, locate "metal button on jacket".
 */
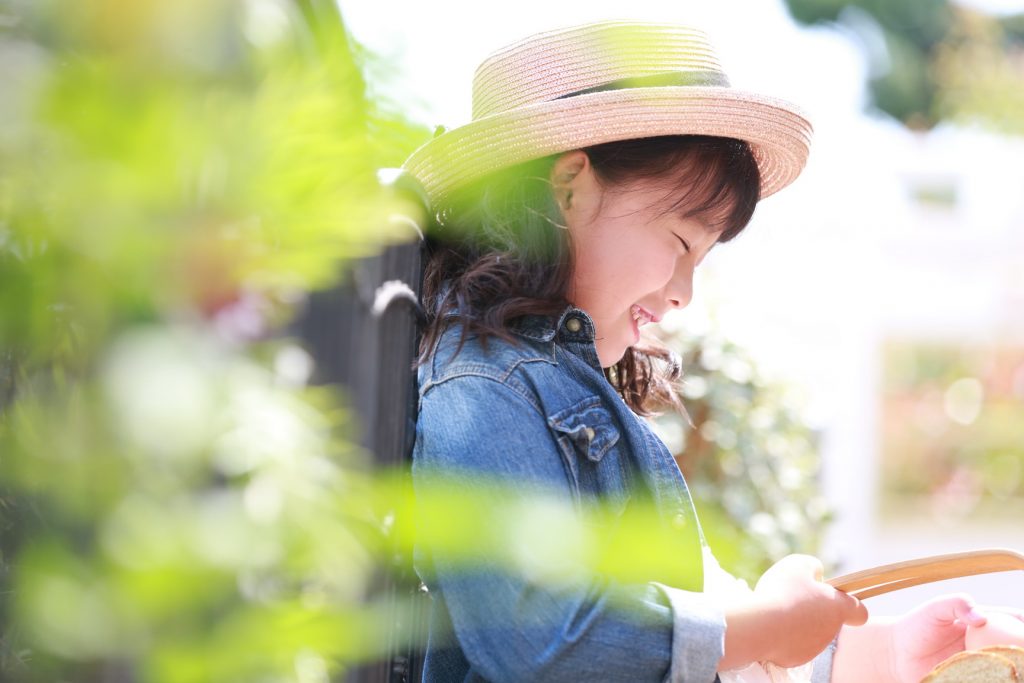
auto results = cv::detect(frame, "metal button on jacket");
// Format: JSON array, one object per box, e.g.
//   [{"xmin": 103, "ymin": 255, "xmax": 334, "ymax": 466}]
[{"xmin": 565, "ymin": 317, "xmax": 582, "ymax": 333}]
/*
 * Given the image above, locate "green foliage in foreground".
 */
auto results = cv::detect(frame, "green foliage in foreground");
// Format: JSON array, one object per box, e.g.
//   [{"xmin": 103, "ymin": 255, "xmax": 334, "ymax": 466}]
[{"xmin": 0, "ymin": 0, "xmax": 425, "ymax": 679}]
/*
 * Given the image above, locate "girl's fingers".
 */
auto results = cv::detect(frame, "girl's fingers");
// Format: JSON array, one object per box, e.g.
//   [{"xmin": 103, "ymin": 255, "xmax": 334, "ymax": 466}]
[
  {"xmin": 960, "ymin": 605, "xmax": 988, "ymax": 628},
  {"xmin": 920, "ymin": 593, "xmax": 985, "ymax": 627},
  {"xmin": 835, "ymin": 588, "xmax": 869, "ymax": 626},
  {"xmin": 974, "ymin": 605, "xmax": 1024, "ymax": 621}
]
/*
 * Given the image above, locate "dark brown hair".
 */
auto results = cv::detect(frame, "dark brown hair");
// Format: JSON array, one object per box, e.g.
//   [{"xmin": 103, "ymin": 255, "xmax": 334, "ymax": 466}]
[{"xmin": 418, "ymin": 134, "xmax": 761, "ymax": 414}]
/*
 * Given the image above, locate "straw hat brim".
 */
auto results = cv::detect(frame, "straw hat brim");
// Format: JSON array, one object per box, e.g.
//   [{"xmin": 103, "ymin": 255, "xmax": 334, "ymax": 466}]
[{"xmin": 404, "ymin": 84, "xmax": 813, "ymax": 209}]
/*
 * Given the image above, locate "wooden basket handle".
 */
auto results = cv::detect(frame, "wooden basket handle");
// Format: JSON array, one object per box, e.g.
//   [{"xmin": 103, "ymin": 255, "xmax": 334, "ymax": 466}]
[{"xmin": 827, "ymin": 548, "xmax": 1024, "ymax": 600}]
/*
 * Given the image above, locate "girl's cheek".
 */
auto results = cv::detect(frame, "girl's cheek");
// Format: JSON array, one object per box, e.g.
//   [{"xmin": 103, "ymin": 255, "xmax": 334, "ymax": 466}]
[{"xmin": 656, "ymin": 257, "xmax": 680, "ymax": 287}]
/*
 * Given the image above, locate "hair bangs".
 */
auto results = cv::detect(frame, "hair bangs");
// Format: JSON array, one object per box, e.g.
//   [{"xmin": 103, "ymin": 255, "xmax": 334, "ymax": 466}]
[
  {"xmin": 662, "ymin": 138, "xmax": 760, "ymax": 242},
  {"xmin": 585, "ymin": 135, "xmax": 761, "ymax": 243}
]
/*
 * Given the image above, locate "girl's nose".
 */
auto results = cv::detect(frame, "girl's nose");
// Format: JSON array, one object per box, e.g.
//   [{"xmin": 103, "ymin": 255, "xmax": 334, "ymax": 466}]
[{"xmin": 666, "ymin": 265, "xmax": 694, "ymax": 309}]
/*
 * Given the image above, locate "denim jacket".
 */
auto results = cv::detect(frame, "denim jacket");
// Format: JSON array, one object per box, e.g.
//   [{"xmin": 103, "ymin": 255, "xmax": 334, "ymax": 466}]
[{"xmin": 412, "ymin": 306, "xmax": 836, "ymax": 683}]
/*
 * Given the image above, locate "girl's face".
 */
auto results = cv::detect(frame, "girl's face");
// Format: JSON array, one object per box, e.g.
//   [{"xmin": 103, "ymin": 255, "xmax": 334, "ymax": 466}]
[{"xmin": 553, "ymin": 150, "xmax": 723, "ymax": 367}]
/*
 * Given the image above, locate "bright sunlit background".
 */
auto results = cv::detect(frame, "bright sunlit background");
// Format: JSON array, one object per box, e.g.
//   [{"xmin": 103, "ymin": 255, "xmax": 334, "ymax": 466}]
[
  {"xmin": 344, "ymin": 0, "xmax": 1024, "ymax": 615},
  {"xmin": 2, "ymin": 1, "xmax": 1022, "ymax": 678}
]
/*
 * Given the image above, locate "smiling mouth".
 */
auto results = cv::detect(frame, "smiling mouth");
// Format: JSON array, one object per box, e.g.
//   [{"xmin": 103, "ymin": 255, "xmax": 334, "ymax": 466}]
[{"xmin": 630, "ymin": 304, "xmax": 656, "ymax": 327}]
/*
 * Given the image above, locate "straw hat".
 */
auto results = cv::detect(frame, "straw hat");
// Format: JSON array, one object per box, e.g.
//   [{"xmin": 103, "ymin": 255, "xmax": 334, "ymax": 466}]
[{"xmin": 403, "ymin": 21, "xmax": 813, "ymax": 209}]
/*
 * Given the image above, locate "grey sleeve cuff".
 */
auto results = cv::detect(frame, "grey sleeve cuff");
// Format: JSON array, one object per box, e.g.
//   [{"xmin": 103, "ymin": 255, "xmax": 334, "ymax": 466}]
[
  {"xmin": 650, "ymin": 582, "xmax": 726, "ymax": 683},
  {"xmin": 810, "ymin": 636, "xmax": 838, "ymax": 683}
]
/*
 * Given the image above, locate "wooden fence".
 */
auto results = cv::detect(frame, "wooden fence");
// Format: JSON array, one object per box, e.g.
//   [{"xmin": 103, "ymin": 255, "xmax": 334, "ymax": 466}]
[{"xmin": 296, "ymin": 171, "xmax": 430, "ymax": 683}]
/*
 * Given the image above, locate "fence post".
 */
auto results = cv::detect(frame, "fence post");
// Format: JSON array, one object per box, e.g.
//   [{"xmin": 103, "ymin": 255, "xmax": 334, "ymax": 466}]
[{"xmin": 296, "ymin": 171, "xmax": 430, "ymax": 683}]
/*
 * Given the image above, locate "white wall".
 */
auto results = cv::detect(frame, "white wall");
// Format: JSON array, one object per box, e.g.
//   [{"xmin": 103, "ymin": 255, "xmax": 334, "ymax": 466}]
[{"xmin": 697, "ymin": 121, "xmax": 1024, "ymax": 616}]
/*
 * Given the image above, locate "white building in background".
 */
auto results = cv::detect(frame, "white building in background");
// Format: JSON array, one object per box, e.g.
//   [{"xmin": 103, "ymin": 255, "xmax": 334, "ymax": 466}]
[
  {"xmin": 696, "ymin": 119, "xmax": 1024, "ymax": 615},
  {"xmin": 838, "ymin": 125, "xmax": 1024, "ymax": 615}
]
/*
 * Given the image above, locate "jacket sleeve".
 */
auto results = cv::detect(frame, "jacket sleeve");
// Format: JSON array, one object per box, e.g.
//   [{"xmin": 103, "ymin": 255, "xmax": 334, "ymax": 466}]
[
  {"xmin": 412, "ymin": 374, "xmax": 726, "ymax": 683},
  {"xmin": 810, "ymin": 637, "xmax": 838, "ymax": 682}
]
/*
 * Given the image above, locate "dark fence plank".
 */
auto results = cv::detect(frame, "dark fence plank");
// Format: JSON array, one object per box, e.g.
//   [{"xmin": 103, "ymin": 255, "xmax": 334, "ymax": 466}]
[{"xmin": 296, "ymin": 178, "xmax": 429, "ymax": 683}]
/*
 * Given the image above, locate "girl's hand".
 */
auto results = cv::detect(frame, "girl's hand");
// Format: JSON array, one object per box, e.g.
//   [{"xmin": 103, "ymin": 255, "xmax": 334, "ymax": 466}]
[
  {"xmin": 721, "ymin": 554, "xmax": 868, "ymax": 669},
  {"xmin": 834, "ymin": 596, "xmax": 1024, "ymax": 683},
  {"xmin": 964, "ymin": 607, "xmax": 1024, "ymax": 649},
  {"xmin": 885, "ymin": 594, "xmax": 987, "ymax": 683},
  {"xmin": 755, "ymin": 555, "xmax": 869, "ymax": 666}
]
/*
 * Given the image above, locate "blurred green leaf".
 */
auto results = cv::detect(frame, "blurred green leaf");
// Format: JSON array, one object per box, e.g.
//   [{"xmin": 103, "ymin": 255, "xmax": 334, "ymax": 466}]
[{"xmin": 0, "ymin": 0, "xmax": 429, "ymax": 679}]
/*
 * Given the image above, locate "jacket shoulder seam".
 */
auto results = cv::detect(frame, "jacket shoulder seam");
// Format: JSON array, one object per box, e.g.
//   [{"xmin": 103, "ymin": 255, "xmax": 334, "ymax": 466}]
[{"xmin": 420, "ymin": 364, "xmax": 546, "ymax": 417}]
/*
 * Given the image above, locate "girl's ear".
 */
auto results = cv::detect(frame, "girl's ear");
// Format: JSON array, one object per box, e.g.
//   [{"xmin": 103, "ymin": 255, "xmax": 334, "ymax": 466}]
[
  {"xmin": 550, "ymin": 150, "xmax": 590, "ymax": 187},
  {"xmin": 550, "ymin": 150, "xmax": 591, "ymax": 211}
]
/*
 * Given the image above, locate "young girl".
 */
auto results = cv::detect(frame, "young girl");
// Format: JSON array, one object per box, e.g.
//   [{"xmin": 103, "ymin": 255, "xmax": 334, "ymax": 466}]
[{"xmin": 404, "ymin": 21, "xmax": 1015, "ymax": 683}]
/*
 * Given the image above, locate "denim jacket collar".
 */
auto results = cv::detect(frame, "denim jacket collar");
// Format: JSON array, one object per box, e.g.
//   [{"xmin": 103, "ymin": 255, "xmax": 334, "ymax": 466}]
[
  {"xmin": 510, "ymin": 307, "xmax": 603, "ymax": 371},
  {"xmin": 508, "ymin": 306, "xmax": 595, "ymax": 342}
]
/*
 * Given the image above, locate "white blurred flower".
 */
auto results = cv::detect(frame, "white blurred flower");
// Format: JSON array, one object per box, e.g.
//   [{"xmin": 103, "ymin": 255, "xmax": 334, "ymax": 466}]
[
  {"xmin": 944, "ymin": 377, "xmax": 984, "ymax": 425},
  {"xmin": 102, "ymin": 327, "xmax": 221, "ymax": 460}
]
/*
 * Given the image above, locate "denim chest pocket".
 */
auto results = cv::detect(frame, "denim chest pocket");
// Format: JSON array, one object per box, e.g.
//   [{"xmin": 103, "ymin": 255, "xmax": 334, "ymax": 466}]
[{"xmin": 547, "ymin": 396, "xmax": 632, "ymax": 515}]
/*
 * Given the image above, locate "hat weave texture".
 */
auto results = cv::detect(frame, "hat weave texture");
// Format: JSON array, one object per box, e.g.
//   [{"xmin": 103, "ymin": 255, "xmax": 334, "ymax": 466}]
[{"xmin": 404, "ymin": 22, "xmax": 813, "ymax": 207}]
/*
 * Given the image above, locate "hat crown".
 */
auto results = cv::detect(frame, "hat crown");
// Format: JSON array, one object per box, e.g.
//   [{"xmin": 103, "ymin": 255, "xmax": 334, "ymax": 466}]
[
  {"xmin": 471, "ymin": 22, "xmax": 728, "ymax": 120},
  {"xmin": 403, "ymin": 21, "xmax": 812, "ymax": 206}
]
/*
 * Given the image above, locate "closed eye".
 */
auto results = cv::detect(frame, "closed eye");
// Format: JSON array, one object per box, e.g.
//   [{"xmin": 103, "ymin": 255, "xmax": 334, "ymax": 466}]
[{"xmin": 673, "ymin": 233, "xmax": 691, "ymax": 252}]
